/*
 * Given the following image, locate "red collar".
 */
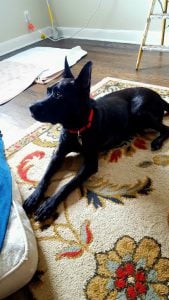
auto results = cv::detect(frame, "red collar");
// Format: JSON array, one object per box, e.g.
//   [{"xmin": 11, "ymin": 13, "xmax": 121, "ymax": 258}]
[{"xmin": 67, "ymin": 109, "xmax": 94, "ymax": 134}]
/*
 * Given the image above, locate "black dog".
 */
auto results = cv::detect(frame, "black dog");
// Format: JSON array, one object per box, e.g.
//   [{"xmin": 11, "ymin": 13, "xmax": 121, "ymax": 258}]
[{"xmin": 23, "ymin": 58, "xmax": 169, "ymax": 221}]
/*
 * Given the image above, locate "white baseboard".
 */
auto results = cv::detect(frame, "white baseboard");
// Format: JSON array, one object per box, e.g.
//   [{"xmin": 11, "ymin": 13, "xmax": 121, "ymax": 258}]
[
  {"xmin": 58, "ymin": 27, "xmax": 167, "ymax": 46},
  {"xmin": 58, "ymin": 27, "xmax": 142, "ymax": 44},
  {"xmin": 1, "ymin": 27, "xmax": 168, "ymax": 57},
  {"xmin": 0, "ymin": 27, "xmax": 52, "ymax": 56}
]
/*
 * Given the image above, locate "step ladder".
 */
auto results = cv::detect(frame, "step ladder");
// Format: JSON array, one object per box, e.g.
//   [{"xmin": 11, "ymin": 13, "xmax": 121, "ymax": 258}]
[{"xmin": 136, "ymin": 0, "xmax": 169, "ymax": 70}]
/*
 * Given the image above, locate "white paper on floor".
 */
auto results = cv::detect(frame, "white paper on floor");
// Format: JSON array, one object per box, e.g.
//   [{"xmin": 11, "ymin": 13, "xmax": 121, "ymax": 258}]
[{"xmin": 0, "ymin": 46, "xmax": 87, "ymax": 105}]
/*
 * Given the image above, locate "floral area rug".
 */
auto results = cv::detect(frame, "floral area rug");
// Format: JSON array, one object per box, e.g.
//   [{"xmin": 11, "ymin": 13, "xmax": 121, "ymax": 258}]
[{"xmin": 6, "ymin": 78, "xmax": 169, "ymax": 300}]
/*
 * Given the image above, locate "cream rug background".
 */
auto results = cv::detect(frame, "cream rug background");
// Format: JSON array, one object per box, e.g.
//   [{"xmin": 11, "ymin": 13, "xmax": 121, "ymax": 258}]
[{"xmin": 6, "ymin": 78, "xmax": 169, "ymax": 300}]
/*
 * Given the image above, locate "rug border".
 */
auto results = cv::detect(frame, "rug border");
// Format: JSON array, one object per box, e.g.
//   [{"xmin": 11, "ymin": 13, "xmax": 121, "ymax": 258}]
[
  {"xmin": 91, "ymin": 77, "xmax": 169, "ymax": 93},
  {"xmin": 5, "ymin": 122, "xmax": 52, "ymax": 159}
]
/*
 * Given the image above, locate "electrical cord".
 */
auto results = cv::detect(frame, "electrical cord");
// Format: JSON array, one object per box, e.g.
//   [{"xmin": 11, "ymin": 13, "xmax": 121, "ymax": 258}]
[
  {"xmin": 68, "ymin": 0, "xmax": 104, "ymax": 39},
  {"xmin": 40, "ymin": 0, "xmax": 104, "ymax": 42}
]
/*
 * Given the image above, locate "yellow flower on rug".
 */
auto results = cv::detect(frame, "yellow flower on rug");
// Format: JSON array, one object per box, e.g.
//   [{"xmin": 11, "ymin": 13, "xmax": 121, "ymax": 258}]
[{"xmin": 85, "ymin": 235, "xmax": 169, "ymax": 300}]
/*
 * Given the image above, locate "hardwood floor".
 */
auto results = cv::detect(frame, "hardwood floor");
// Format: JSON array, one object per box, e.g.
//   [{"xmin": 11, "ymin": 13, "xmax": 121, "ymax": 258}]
[{"xmin": 1, "ymin": 38, "xmax": 169, "ymax": 146}]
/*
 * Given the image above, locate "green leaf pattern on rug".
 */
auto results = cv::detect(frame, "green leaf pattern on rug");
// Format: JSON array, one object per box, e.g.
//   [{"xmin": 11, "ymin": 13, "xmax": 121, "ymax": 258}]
[
  {"xmin": 32, "ymin": 204, "xmax": 93, "ymax": 260},
  {"xmin": 85, "ymin": 177, "xmax": 152, "ymax": 208}
]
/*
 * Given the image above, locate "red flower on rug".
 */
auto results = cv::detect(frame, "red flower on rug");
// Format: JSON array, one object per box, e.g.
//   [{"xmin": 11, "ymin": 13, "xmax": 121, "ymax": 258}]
[
  {"xmin": 114, "ymin": 262, "xmax": 147, "ymax": 299},
  {"xmin": 108, "ymin": 137, "xmax": 148, "ymax": 163},
  {"xmin": 17, "ymin": 151, "xmax": 45, "ymax": 185},
  {"xmin": 55, "ymin": 220, "xmax": 93, "ymax": 260},
  {"xmin": 109, "ymin": 149, "xmax": 122, "ymax": 163},
  {"xmin": 133, "ymin": 137, "xmax": 147, "ymax": 150},
  {"xmin": 85, "ymin": 235, "xmax": 169, "ymax": 300}
]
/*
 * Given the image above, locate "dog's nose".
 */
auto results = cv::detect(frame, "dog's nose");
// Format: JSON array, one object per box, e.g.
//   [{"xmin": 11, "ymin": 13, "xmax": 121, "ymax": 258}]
[
  {"xmin": 29, "ymin": 103, "xmax": 36, "ymax": 113},
  {"xmin": 29, "ymin": 104, "xmax": 33, "ymax": 112}
]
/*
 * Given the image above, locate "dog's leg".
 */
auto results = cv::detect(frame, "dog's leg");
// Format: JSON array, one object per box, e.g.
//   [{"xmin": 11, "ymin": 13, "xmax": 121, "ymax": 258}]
[
  {"xmin": 135, "ymin": 112, "xmax": 169, "ymax": 150},
  {"xmin": 34, "ymin": 157, "xmax": 98, "ymax": 221},
  {"xmin": 144, "ymin": 114, "xmax": 169, "ymax": 150},
  {"xmin": 23, "ymin": 136, "xmax": 75, "ymax": 214},
  {"xmin": 151, "ymin": 124, "xmax": 169, "ymax": 150}
]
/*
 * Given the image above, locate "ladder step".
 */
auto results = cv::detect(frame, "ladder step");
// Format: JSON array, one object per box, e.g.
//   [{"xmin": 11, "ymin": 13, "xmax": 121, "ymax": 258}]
[
  {"xmin": 136, "ymin": 0, "xmax": 169, "ymax": 69},
  {"xmin": 142, "ymin": 45, "xmax": 169, "ymax": 51},
  {"xmin": 150, "ymin": 13, "xmax": 169, "ymax": 19}
]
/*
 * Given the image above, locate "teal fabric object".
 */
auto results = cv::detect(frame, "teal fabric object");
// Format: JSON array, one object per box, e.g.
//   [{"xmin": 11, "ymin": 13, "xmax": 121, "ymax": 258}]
[{"xmin": 0, "ymin": 133, "xmax": 12, "ymax": 252}]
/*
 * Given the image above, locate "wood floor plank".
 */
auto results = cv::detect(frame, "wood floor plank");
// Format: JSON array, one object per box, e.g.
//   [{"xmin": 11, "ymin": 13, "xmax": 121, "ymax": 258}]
[{"xmin": 1, "ymin": 38, "xmax": 169, "ymax": 142}]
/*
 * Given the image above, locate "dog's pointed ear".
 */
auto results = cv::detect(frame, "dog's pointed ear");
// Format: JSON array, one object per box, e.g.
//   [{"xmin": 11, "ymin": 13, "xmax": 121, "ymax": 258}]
[
  {"xmin": 63, "ymin": 57, "xmax": 74, "ymax": 79},
  {"xmin": 75, "ymin": 61, "xmax": 92, "ymax": 93}
]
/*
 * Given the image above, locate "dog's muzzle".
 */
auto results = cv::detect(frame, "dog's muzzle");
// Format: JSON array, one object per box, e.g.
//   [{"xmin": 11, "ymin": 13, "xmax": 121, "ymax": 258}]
[
  {"xmin": 29, "ymin": 103, "xmax": 44, "ymax": 121},
  {"xmin": 29, "ymin": 104, "xmax": 37, "ymax": 118}
]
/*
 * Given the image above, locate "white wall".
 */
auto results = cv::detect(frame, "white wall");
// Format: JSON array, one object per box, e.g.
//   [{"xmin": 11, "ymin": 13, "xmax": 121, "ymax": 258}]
[
  {"xmin": 51, "ymin": 0, "xmax": 163, "ymax": 30},
  {"xmin": 0, "ymin": 0, "xmax": 166, "ymax": 55},
  {"xmin": 51, "ymin": 0, "xmax": 164, "ymax": 44},
  {"xmin": 51, "ymin": 0, "xmax": 146, "ymax": 30},
  {"xmin": 0, "ymin": 0, "xmax": 49, "ymax": 42}
]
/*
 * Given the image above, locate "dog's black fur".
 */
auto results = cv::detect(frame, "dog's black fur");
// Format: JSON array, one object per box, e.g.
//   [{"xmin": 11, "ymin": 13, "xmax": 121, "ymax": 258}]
[{"xmin": 23, "ymin": 58, "xmax": 169, "ymax": 221}]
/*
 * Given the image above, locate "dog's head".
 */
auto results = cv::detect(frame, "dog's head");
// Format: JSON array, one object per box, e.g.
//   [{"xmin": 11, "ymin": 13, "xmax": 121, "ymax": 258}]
[{"xmin": 30, "ymin": 58, "xmax": 92, "ymax": 128}]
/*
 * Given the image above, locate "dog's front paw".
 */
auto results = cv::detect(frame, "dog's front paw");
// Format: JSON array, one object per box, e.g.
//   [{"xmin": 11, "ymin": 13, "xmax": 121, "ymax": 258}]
[
  {"xmin": 34, "ymin": 197, "xmax": 57, "ymax": 222},
  {"xmin": 23, "ymin": 189, "xmax": 42, "ymax": 214}
]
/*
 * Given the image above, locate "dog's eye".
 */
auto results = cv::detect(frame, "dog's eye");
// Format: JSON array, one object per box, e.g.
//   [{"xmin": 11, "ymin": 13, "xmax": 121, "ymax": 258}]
[
  {"xmin": 53, "ymin": 91, "xmax": 62, "ymax": 99},
  {"xmin": 47, "ymin": 87, "xmax": 52, "ymax": 95}
]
